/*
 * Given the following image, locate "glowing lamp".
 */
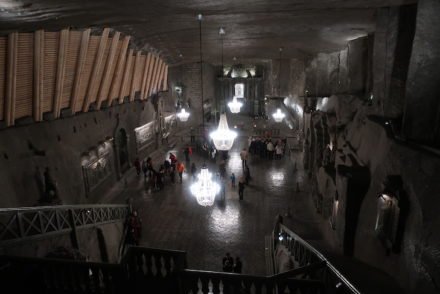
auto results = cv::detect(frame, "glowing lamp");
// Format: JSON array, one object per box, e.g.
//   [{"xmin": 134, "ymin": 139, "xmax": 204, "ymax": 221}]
[
  {"xmin": 190, "ymin": 166, "xmax": 220, "ymax": 206},
  {"xmin": 272, "ymin": 108, "xmax": 285, "ymax": 123},
  {"xmin": 177, "ymin": 108, "xmax": 190, "ymax": 122},
  {"xmin": 228, "ymin": 96, "xmax": 243, "ymax": 113},
  {"xmin": 210, "ymin": 114, "xmax": 237, "ymax": 151}
]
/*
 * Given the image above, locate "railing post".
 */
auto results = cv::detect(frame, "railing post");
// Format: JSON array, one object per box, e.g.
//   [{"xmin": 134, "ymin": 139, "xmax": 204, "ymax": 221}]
[
  {"xmin": 16, "ymin": 212, "xmax": 24, "ymax": 238},
  {"xmin": 68, "ymin": 209, "xmax": 80, "ymax": 250}
]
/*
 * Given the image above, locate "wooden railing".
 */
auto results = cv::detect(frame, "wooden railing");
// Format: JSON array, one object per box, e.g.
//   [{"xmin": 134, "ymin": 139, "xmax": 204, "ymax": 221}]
[
  {"xmin": 0, "ymin": 204, "xmax": 129, "ymax": 245},
  {"xmin": 274, "ymin": 223, "xmax": 361, "ymax": 294}
]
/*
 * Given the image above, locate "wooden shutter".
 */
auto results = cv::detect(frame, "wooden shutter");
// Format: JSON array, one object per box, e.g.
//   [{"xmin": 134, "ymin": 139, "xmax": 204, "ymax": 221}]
[
  {"xmin": 61, "ymin": 30, "xmax": 81, "ymax": 109},
  {"xmin": 0, "ymin": 37, "xmax": 6, "ymax": 121},
  {"xmin": 42, "ymin": 31, "xmax": 59, "ymax": 113},
  {"xmin": 15, "ymin": 33, "xmax": 33, "ymax": 119}
]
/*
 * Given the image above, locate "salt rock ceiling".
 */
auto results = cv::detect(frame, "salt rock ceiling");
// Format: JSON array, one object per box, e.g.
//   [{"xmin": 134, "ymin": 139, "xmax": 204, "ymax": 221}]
[{"xmin": 0, "ymin": 0, "xmax": 417, "ymax": 64}]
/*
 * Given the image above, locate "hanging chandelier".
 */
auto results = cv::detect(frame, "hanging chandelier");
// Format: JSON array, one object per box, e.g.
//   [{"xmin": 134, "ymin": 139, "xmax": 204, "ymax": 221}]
[
  {"xmin": 190, "ymin": 166, "xmax": 220, "ymax": 206},
  {"xmin": 210, "ymin": 113, "xmax": 237, "ymax": 151},
  {"xmin": 273, "ymin": 108, "xmax": 285, "ymax": 123},
  {"xmin": 228, "ymin": 96, "xmax": 243, "ymax": 113},
  {"xmin": 177, "ymin": 108, "xmax": 190, "ymax": 122}
]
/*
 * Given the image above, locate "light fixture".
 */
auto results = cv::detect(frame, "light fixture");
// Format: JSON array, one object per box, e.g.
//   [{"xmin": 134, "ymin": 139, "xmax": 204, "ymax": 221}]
[
  {"xmin": 190, "ymin": 165, "xmax": 220, "ymax": 206},
  {"xmin": 177, "ymin": 108, "xmax": 190, "ymax": 122},
  {"xmin": 210, "ymin": 113, "xmax": 237, "ymax": 151},
  {"xmin": 228, "ymin": 96, "xmax": 243, "ymax": 113},
  {"xmin": 272, "ymin": 108, "xmax": 285, "ymax": 123}
]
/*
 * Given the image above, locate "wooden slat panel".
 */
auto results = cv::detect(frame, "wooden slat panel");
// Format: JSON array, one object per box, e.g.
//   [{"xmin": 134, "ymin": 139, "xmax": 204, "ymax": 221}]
[
  {"xmin": 53, "ymin": 29, "xmax": 69, "ymax": 118},
  {"xmin": 33, "ymin": 30, "xmax": 44, "ymax": 121},
  {"xmin": 162, "ymin": 64, "xmax": 168, "ymax": 91},
  {"xmin": 76, "ymin": 35, "xmax": 99, "ymax": 112},
  {"xmin": 145, "ymin": 55, "xmax": 157, "ymax": 99},
  {"xmin": 119, "ymin": 49, "xmax": 133, "ymax": 103},
  {"xmin": 154, "ymin": 59, "xmax": 165, "ymax": 94},
  {"xmin": 140, "ymin": 53, "xmax": 152, "ymax": 100},
  {"xmin": 70, "ymin": 29, "xmax": 90, "ymax": 113},
  {"xmin": 5, "ymin": 33, "xmax": 18, "ymax": 126},
  {"xmin": 61, "ymin": 30, "xmax": 81, "ymax": 109},
  {"xmin": 108, "ymin": 36, "xmax": 130, "ymax": 104},
  {"xmin": 42, "ymin": 31, "xmax": 59, "ymax": 115},
  {"xmin": 15, "ymin": 33, "xmax": 33, "ymax": 119},
  {"xmin": 0, "ymin": 37, "xmax": 6, "ymax": 121},
  {"xmin": 150, "ymin": 58, "xmax": 163, "ymax": 97},
  {"xmin": 96, "ymin": 32, "xmax": 120, "ymax": 109},
  {"xmin": 132, "ymin": 53, "xmax": 144, "ymax": 98},
  {"xmin": 83, "ymin": 28, "xmax": 110, "ymax": 112},
  {"xmin": 129, "ymin": 51, "xmax": 141, "ymax": 101}
]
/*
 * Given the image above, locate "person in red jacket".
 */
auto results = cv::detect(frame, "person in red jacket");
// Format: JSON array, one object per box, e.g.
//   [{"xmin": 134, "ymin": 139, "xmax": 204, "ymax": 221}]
[{"xmin": 177, "ymin": 161, "xmax": 185, "ymax": 183}]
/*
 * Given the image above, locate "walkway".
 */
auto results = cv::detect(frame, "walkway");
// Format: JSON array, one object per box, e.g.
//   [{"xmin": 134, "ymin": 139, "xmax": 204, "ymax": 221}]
[{"xmin": 102, "ymin": 115, "xmax": 403, "ymax": 293}]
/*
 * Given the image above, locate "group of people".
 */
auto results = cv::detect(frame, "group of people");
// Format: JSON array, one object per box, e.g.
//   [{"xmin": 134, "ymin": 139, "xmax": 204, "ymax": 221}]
[
  {"xmin": 133, "ymin": 149, "xmax": 192, "ymax": 192},
  {"xmin": 222, "ymin": 253, "xmax": 242, "ymax": 273},
  {"xmin": 248, "ymin": 137, "xmax": 287, "ymax": 160}
]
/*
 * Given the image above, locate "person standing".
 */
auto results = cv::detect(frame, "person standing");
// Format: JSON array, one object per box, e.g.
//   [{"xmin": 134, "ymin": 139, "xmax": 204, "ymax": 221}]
[
  {"xmin": 142, "ymin": 159, "xmax": 148, "ymax": 180},
  {"xmin": 240, "ymin": 148, "xmax": 248, "ymax": 168},
  {"xmin": 134, "ymin": 158, "xmax": 141, "ymax": 175},
  {"xmin": 222, "ymin": 253, "xmax": 234, "ymax": 272},
  {"xmin": 238, "ymin": 176, "xmax": 245, "ymax": 200},
  {"xmin": 233, "ymin": 257, "xmax": 242, "ymax": 273},
  {"xmin": 191, "ymin": 163, "xmax": 197, "ymax": 181},
  {"xmin": 267, "ymin": 140, "xmax": 274, "ymax": 160},
  {"xmin": 183, "ymin": 147, "xmax": 190, "ymax": 163},
  {"xmin": 177, "ymin": 161, "xmax": 185, "ymax": 183},
  {"xmin": 230, "ymin": 173, "xmax": 236, "ymax": 188}
]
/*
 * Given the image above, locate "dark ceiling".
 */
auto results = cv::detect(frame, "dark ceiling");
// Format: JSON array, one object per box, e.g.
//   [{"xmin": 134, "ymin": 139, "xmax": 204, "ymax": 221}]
[{"xmin": 0, "ymin": 0, "xmax": 417, "ymax": 64}]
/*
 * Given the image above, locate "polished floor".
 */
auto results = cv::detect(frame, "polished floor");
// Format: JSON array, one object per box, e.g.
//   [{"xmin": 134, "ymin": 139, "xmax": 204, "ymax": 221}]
[{"xmin": 105, "ymin": 132, "xmax": 324, "ymax": 274}]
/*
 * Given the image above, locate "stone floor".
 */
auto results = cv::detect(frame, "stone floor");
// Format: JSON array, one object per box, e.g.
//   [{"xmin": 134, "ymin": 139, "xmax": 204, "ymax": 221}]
[{"xmin": 103, "ymin": 116, "xmax": 403, "ymax": 293}]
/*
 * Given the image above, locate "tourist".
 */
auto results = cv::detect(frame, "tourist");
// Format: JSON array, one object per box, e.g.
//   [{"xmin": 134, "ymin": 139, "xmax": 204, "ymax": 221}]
[
  {"xmin": 240, "ymin": 148, "xmax": 248, "ymax": 168},
  {"xmin": 267, "ymin": 140, "xmax": 274, "ymax": 160},
  {"xmin": 177, "ymin": 161, "xmax": 185, "ymax": 183},
  {"xmin": 230, "ymin": 173, "xmax": 236, "ymax": 188},
  {"xmin": 233, "ymin": 257, "xmax": 242, "ymax": 273},
  {"xmin": 190, "ymin": 127, "xmax": 195, "ymax": 143},
  {"xmin": 127, "ymin": 210, "xmax": 142, "ymax": 246},
  {"xmin": 169, "ymin": 152, "xmax": 178, "ymax": 169},
  {"xmin": 170, "ymin": 166, "xmax": 176, "ymax": 183},
  {"xmin": 245, "ymin": 166, "xmax": 251, "ymax": 185},
  {"xmin": 157, "ymin": 166, "xmax": 165, "ymax": 189},
  {"xmin": 134, "ymin": 157, "xmax": 141, "ymax": 175},
  {"xmin": 164, "ymin": 159, "xmax": 171, "ymax": 175},
  {"xmin": 275, "ymin": 143, "xmax": 283, "ymax": 160},
  {"xmin": 238, "ymin": 176, "xmax": 245, "ymax": 200},
  {"xmin": 219, "ymin": 159, "xmax": 226, "ymax": 178},
  {"xmin": 184, "ymin": 146, "xmax": 190, "ymax": 163},
  {"xmin": 142, "ymin": 159, "xmax": 148, "ymax": 180},
  {"xmin": 222, "ymin": 253, "xmax": 234, "ymax": 272},
  {"xmin": 191, "ymin": 163, "xmax": 197, "ymax": 181}
]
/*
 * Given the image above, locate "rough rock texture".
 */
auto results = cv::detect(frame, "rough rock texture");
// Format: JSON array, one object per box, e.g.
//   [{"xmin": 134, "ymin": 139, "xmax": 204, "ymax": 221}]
[
  {"xmin": 403, "ymin": 0, "xmax": 440, "ymax": 147},
  {"xmin": 305, "ymin": 94, "xmax": 440, "ymax": 293}
]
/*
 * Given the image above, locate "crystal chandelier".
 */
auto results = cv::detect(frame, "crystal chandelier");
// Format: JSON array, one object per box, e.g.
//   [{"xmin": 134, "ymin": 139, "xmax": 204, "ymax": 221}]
[
  {"xmin": 228, "ymin": 96, "xmax": 243, "ymax": 113},
  {"xmin": 210, "ymin": 113, "xmax": 237, "ymax": 150},
  {"xmin": 190, "ymin": 166, "xmax": 220, "ymax": 206},
  {"xmin": 273, "ymin": 108, "xmax": 285, "ymax": 123},
  {"xmin": 177, "ymin": 108, "xmax": 190, "ymax": 122}
]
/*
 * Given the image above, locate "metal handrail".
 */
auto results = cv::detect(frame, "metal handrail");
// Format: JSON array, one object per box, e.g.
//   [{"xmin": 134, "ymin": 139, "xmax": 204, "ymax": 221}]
[
  {"xmin": 0, "ymin": 204, "xmax": 129, "ymax": 212},
  {"xmin": 278, "ymin": 223, "xmax": 361, "ymax": 294},
  {"xmin": 0, "ymin": 204, "xmax": 130, "ymax": 245}
]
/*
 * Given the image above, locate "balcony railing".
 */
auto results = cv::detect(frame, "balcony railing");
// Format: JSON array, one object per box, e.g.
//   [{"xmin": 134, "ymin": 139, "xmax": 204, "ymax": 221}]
[
  {"xmin": 274, "ymin": 223, "xmax": 361, "ymax": 294},
  {"xmin": 0, "ymin": 213, "xmax": 361, "ymax": 294},
  {"xmin": 0, "ymin": 204, "xmax": 129, "ymax": 245}
]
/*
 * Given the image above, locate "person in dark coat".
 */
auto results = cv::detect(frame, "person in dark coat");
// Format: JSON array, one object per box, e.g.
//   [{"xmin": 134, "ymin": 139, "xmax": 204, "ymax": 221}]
[
  {"xmin": 238, "ymin": 176, "xmax": 245, "ymax": 200},
  {"xmin": 233, "ymin": 257, "xmax": 242, "ymax": 273},
  {"xmin": 134, "ymin": 158, "xmax": 141, "ymax": 175},
  {"xmin": 222, "ymin": 253, "xmax": 234, "ymax": 272}
]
